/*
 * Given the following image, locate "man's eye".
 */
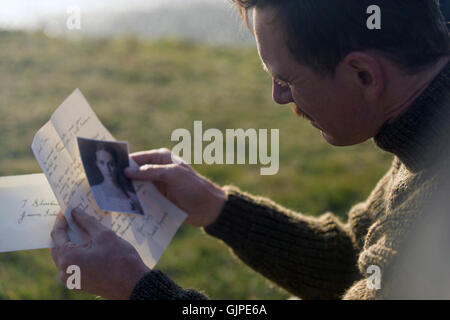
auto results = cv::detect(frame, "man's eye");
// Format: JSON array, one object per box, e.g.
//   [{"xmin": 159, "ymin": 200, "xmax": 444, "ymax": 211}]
[{"xmin": 274, "ymin": 78, "xmax": 289, "ymax": 88}]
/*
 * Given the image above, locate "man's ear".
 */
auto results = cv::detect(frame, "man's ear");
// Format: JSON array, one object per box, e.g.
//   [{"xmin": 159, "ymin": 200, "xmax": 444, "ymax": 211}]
[{"xmin": 343, "ymin": 52, "xmax": 385, "ymax": 101}]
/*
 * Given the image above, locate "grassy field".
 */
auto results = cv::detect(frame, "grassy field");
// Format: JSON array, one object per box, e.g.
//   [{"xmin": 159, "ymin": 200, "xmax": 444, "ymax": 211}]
[{"xmin": 0, "ymin": 30, "xmax": 393, "ymax": 299}]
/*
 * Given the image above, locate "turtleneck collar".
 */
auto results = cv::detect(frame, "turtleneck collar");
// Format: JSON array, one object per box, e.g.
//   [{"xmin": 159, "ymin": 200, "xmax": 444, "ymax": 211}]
[{"xmin": 374, "ymin": 62, "xmax": 450, "ymax": 172}]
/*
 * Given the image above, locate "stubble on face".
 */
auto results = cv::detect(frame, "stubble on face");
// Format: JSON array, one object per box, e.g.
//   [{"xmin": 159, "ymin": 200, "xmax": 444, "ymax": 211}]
[{"xmin": 291, "ymin": 103, "xmax": 310, "ymax": 120}]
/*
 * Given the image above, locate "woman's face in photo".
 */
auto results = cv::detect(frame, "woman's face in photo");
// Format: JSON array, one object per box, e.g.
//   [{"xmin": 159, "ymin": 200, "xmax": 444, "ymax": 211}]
[{"xmin": 95, "ymin": 149, "xmax": 116, "ymax": 179}]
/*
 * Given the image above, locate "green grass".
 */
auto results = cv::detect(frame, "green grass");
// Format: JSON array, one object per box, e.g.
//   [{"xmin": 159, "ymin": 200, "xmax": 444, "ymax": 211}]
[{"xmin": 0, "ymin": 30, "xmax": 393, "ymax": 299}]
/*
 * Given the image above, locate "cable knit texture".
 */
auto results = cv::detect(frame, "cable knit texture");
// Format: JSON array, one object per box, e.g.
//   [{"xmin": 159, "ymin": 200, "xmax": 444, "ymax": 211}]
[{"xmin": 131, "ymin": 62, "xmax": 450, "ymax": 300}]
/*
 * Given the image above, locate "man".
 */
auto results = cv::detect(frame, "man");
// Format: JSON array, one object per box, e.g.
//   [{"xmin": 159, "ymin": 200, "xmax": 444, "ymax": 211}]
[{"xmin": 51, "ymin": 0, "xmax": 450, "ymax": 299}]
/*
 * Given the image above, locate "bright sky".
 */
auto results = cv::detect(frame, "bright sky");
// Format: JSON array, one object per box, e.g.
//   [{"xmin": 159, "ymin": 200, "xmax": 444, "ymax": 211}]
[{"xmin": 0, "ymin": 0, "xmax": 200, "ymax": 27}]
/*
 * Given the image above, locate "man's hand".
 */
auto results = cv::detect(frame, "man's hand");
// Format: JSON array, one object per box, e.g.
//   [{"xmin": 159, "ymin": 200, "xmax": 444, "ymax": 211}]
[
  {"xmin": 125, "ymin": 148, "xmax": 226, "ymax": 228},
  {"xmin": 50, "ymin": 209, "xmax": 150, "ymax": 300}
]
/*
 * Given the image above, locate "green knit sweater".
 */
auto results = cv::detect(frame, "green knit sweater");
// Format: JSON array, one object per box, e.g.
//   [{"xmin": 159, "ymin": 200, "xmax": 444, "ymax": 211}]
[{"xmin": 130, "ymin": 62, "xmax": 450, "ymax": 300}]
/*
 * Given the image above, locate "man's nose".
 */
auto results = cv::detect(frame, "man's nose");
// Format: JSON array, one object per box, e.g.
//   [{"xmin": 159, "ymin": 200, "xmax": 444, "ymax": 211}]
[{"xmin": 272, "ymin": 80, "xmax": 294, "ymax": 105}]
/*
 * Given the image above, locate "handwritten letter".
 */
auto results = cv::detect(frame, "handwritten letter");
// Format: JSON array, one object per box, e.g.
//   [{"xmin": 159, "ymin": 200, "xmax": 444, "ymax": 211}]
[{"xmin": 27, "ymin": 89, "xmax": 186, "ymax": 267}]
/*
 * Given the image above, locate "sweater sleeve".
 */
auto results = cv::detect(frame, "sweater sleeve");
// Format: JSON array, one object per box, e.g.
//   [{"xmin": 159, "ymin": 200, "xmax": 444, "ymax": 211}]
[
  {"xmin": 130, "ymin": 270, "xmax": 208, "ymax": 300},
  {"xmin": 204, "ymin": 185, "xmax": 361, "ymax": 300}
]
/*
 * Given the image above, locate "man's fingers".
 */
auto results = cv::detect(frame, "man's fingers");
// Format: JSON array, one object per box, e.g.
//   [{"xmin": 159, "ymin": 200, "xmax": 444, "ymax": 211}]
[
  {"xmin": 71, "ymin": 208, "xmax": 106, "ymax": 236},
  {"xmin": 124, "ymin": 163, "xmax": 182, "ymax": 183},
  {"xmin": 129, "ymin": 148, "xmax": 173, "ymax": 166},
  {"xmin": 51, "ymin": 211, "xmax": 71, "ymax": 248}
]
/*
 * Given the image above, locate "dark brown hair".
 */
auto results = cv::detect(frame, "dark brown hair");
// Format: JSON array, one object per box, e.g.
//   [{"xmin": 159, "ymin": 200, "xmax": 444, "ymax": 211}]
[{"xmin": 233, "ymin": 0, "xmax": 450, "ymax": 75}]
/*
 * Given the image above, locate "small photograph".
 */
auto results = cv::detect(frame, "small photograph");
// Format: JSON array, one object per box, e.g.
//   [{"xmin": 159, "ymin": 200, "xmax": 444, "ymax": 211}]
[{"xmin": 77, "ymin": 137, "xmax": 144, "ymax": 216}]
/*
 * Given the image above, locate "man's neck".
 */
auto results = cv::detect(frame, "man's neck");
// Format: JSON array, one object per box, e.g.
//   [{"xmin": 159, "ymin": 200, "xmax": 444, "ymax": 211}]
[
  {"xmin": 384, "ymin": 56, "xmax": 450, "ymax": 124},
  {"xmin": 374, "ymin": 57, "xmax": 450, "ymax": 172}
]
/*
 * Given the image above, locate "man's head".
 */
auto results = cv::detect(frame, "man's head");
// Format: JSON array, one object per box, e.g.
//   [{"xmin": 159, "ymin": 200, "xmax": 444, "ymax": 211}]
[{"xmin": 234, "ymin": 0, "xmax": 450, "ymax": 146}]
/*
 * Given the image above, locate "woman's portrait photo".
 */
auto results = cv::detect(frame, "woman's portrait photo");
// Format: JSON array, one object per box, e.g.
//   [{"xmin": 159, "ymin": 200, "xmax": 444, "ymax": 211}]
[{"xmin": 77, "ymin": 137, "xmax": 144, "ymax": 216}]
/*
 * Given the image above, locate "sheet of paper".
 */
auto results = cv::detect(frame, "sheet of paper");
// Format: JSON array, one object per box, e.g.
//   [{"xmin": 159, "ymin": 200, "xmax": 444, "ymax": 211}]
[
  {"xmin": 0, "ymin": 174, "xmax": 58, "ymax": 253},
  {"xmin": 29, "ymin": 88, "xmax": 187, "ymax": 267}
]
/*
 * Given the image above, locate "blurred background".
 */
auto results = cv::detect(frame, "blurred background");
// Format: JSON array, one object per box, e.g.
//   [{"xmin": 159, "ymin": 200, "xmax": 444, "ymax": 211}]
[{"xmin": 0, "ymin": 0, "xmax": 393, "ymax": 299}]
